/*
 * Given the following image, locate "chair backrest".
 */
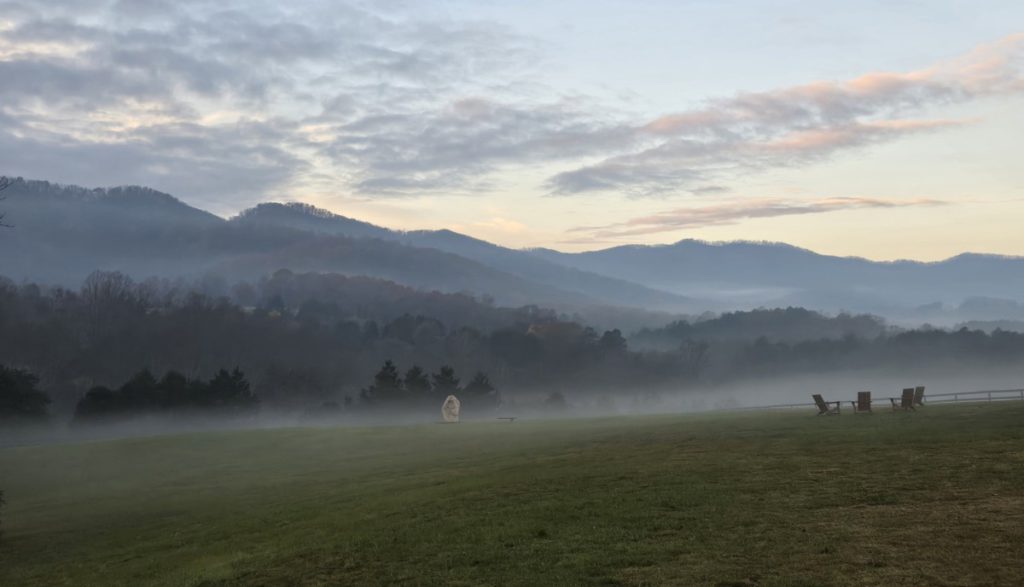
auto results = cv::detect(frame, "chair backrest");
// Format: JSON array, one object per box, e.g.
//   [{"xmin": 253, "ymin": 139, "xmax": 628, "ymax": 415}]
[
  {"xmin": 913, "ymin": 386, "xmax": 925, "ymax": 405},
  {"xmin": 901, "ymin": 388, "xmax": 915, "ymax": 408},
  {"xmin": 857, "ymin": 391, "xmax": 872, "ymax": 411},
  {"xmin": 812, "ymin": 394, "xmax": 829, "ymax": 412}
]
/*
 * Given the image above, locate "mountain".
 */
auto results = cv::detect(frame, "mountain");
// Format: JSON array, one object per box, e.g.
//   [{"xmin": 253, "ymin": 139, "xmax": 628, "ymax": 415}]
[
  {"xmin": 0, "ymin": 179, "xmax": 225, "ymax": 279},
  {"xmin": 226, "ymin": 202, "xmax": 695, "ymax": 312},
  {"xmin": 530, "ymin": 240, "xmax": 1024, "ymax": 320},
  {"xmin": 0, "ymin": 179, "xmax": 694, "ymax": 319},
  {"xmin": 4, "ymin": 177, "xmax": 1023, "ymax": 324},
  {"xmin": 231, "ymin": 202, "xmax": 393, "ymax": 239}
]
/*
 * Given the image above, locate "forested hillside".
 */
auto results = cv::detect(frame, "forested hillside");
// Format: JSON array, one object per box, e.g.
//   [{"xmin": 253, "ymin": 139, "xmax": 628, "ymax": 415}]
[{"xmin": 4, "ymin": 271, "xmax": 1024, "ymax": 423}]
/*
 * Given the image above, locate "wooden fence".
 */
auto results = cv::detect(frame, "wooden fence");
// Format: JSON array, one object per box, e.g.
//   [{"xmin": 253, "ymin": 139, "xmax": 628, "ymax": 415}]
[
  {"xmin": 922, "ymin": 388, "xmax": 1024, "ymax": 404},
  {"xmin": 729, "ymin": 388, "xmax": 1024, "ymax": 412}
]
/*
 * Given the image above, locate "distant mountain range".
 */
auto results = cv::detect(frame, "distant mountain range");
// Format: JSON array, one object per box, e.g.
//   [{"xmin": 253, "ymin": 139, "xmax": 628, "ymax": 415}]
[
  {"xmin": 2, "ymin": 177, "xmax": 1023, "ymax": 324},
  {"xmin": 0, "ymin": 179, "xmax": 696, "ymax": 318},
  {"xmin": 530, "ymin": 241, "xmax": 1024, "ymax": 319}
]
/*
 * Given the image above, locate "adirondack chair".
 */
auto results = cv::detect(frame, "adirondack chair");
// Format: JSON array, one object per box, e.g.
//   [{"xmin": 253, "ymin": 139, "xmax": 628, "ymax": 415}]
[
  {"xmin": 812, "ymin": 393, "xmax": 840, "ymax": 415},
  {"xmin": 890, "ymin": 388, "xmax": 915, "ymax": 411},
  {"xmin": 913, "ymin": 386, "xmax": 925, "ymax": 407},
  {"xmin": 851, "ymin": 391, "xmax": 872, "ymax": 413}
]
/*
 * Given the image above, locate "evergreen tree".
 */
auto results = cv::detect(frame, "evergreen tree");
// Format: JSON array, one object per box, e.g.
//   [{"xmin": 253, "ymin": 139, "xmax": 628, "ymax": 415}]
[
  {"xmin": 0, "ymin": 364, "xmax": 51, "ymax": 421},
  {"xmin": 403, "ymin": 365, "xmax": 432, "ymax": 401},
  {"xmin": 464, "ymin": 371, "xmax": 500, "ymax": 410},
  {"xmin": 431, "ymin": 365, "xmax": 461, "ymax": 400},
  {"xmin": 361, "ymin": 360, "xmax": 404, "ymax": 404},
  {"xmin": 205, "ymin": 368, "xmax": 259, "ymax": 411}
]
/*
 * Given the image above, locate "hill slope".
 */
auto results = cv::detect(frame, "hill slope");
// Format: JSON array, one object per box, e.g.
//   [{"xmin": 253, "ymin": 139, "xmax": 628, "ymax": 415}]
[
  {"xmin": 4, "ymin": 177, "xmax": 1023, "ymax": 320},
  {"xmin": 531, "ymin": 240, "xmax": 1024, "ymax": 318},
  {"xmin": 0, "ymin": 179, "xmax": 694, "ymax": 314}
]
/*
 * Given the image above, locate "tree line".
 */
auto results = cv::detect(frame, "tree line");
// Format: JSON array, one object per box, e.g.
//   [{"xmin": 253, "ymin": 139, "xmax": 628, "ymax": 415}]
[
  {"xmin": 74, "ymin": 368, "xmax": 258, "ymax": 421},
  {"xmin": 358, "ymin": 361, "xmax": 500, "ymax": 411},
  {"xmin": 3, "ymin": 270, "xmax": 1024, "ymax": 420},
  {"xmin": 1, "ymin": 361, "xmax": 503, "ymax": 424}
]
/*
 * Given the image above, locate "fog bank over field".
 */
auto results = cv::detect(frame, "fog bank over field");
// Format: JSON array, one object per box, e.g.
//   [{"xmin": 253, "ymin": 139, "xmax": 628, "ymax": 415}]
[{"xmin": 5, "ymin": 362, "xmax": 1022, "ymax": 451}]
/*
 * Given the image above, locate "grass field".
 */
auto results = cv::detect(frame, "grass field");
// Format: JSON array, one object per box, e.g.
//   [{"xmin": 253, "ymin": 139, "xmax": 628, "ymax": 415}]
[{"xmin": 2, "ymin": 403, "xmax": 1024, "ymax": 586}]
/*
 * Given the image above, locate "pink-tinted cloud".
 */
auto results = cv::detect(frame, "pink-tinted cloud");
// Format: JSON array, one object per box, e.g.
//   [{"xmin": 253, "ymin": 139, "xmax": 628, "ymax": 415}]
[
  {"xmin": 570, "ymin": 197, "xmax": 948, "ymax": 239},
  {"xmin": 548, "ymin": 34, "xmax": 1024, "ymax": 195}
]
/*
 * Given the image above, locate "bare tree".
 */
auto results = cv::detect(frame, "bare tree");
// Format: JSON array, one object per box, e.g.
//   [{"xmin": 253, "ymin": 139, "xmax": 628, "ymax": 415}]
[{"xmin": 0, "ymin": 176, "xmax": 10, "ymax": 227}]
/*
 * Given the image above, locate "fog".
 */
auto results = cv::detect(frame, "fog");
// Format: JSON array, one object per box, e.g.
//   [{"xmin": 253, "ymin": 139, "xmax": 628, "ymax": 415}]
[
  {"xmin": 3, "ymin": 180, "xmax": 1024, "ymax": 452},
  {"xmin": 5, "ymin": 361, "xmax": 1021, "ymax": 452}
]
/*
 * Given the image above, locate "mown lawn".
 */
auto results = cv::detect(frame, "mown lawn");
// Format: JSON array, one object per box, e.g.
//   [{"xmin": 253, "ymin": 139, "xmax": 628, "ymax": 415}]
[{"xmin": 1, "ymin": 403, "xmax": 1023, "ymax": 586}]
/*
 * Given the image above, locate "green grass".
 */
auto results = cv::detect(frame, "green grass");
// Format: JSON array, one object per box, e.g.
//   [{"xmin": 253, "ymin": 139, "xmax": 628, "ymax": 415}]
[{"xmin": 2, "ymin": 403, "xmax": 1024, "ymax": 586}]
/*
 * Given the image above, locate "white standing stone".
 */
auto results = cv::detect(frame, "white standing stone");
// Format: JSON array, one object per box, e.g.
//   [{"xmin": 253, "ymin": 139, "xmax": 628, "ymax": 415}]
[{"xmin": 441, "ymin": 395, "xmax": 461, "ymax": 423}]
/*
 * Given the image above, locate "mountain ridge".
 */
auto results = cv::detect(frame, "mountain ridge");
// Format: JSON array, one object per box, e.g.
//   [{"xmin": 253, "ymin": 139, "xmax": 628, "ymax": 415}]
[
  {"xmin": 2, "ymin": 177, "xmax": 1023, "ymax": 322},
  {"xmin": 0, "ymin": 178, "xmax": 699, "ymax": 318}
]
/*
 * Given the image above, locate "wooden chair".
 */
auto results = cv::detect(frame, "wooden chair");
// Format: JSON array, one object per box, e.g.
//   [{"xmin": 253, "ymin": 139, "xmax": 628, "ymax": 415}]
[
  {"xmin": 851, "ymin": 391, "xmax": 872, "ymax": 413},
  {"xmin": 913, "ymin": 386, "xmax": 925, "ymax": 407},
  {"xmin": 890, "ymin": 388, "xmax": 916, "ymax": 411},
  {"xmin": 812, "ymin": 393, "xmax": 840, "ymax": 416}
]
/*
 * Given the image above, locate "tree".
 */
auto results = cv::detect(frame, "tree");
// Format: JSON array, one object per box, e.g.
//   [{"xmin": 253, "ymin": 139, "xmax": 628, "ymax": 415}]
[
  {"xmin": 0, "ymin": 175, "xmax": 10, "ymax": 228},
  {"xmin": 489, "ymin": 329, "xmax": 542, "ymax": 367},
  {"xmin": 544, "ymin": 391, "xmax": 567, "ymax": 411},
  {"xmin": 204, "ymin": 368, "xmax": 259, "ymax": 412},
  {"xmin": 360, "ymin": 360, "xmax": 404, "ymax": 404},
  {"xmin": 73, "ymin": 369, "xmax": 158, "ymax": 420},
  {"xmin": 0, "ymin": 364, "xmax": 51, "ymax": 421},
  {"xmin": 119, "ymin": 369, "xmax": 159, "ymax": 411},
  {"xmin": 403, "ymin": 365, "xmax": 432, "ymax": 401},
  {"xmin": 463, "ymin": 371, "xmax": 500, "ymax": 411},
  {"xmin": 599, "ymin": 329, "xmax": 627, "ymax": 354},
  {"xmin": 74, "ymin": 368, "xmax": 259, "ymax": 420},
  {"xmin": 679, "ymin": 340, "xmax": 710, "ymax": 380},
  {"xmin": 158, "ymin": 371, "xmax": 191, "ymax": 408},
  {"xmin": 431, "ymin": 365, "xmax": 461, "ymax": 400},
  {"xmin": 74, "ymin": 386, "xmax": 121, "ymax": 420},
  {"xmin": 80, "ymin": 271, "xmax": 143, "ymax": 341}
]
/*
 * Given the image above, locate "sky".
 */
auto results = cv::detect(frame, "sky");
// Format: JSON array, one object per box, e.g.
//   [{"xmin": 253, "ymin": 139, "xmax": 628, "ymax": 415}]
[{"xmin": 1, "ymin": 0, "xmax": 1022, "ymax": 260}]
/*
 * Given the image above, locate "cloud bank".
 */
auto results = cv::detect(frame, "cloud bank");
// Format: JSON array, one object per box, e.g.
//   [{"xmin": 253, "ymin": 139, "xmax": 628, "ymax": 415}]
[
  {"xmin": 548, "ymin": 33, "xmax": 1024, "ymax": 195},
  {"xmin": 1, "ymin": 2, "xmax": 1022, "ymax": 209}
]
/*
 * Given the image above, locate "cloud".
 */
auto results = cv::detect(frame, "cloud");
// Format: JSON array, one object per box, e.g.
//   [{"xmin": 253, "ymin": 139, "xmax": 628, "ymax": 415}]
[
  {"xmin": 1, "ymin": 0, "xmax": 1022, "ymax": 207},
  {"xmin": 325, "ymin": 97, "xmax": 635, "ymax": 195},
  {"xmin": 0, "ymin": 116, "xmax": 307, "ymax": 212},
  {"xmin": 0, "ymin": 0, "xmax": 543, "ymax": 203},
  {"xmin": 569, "ymin": 197, "xmax": 949, "ymax": 239},
  {"xmin": 548, "ymin": 34, "xmax": 1024, "ymax": 195},
  {"xmin": 319, "ymin": 32, "xmax": 1021, "ymax": 198}
]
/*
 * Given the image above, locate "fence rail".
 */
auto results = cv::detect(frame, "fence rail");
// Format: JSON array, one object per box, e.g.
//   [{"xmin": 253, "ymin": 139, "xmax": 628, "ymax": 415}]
[
  {"xmin": 923, "ymin": 388, "xmax": 1024, "ymax": 404},
  {"xmin": 732, "ymin": 402, "xmax": 815, "ymax": 411}
]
